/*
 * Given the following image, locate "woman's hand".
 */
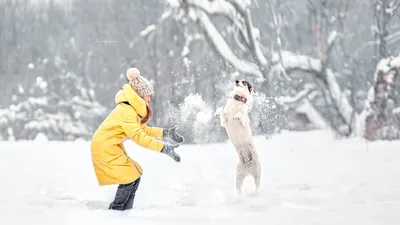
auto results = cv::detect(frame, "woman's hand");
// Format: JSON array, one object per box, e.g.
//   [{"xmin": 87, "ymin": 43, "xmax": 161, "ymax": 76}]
[
  {"xmin": 163, "ymin": 125, "xmax": 184, "ymax": 143},
  {"xmin": 161, "ymin": 143, "xmax": 181, "ymax": 162}
]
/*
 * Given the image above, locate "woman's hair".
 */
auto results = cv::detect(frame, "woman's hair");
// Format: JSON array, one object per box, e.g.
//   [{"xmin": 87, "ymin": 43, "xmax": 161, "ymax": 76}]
[{"xmin": 140, "ymin": 104, "xmax": 152, "ymax": 125}]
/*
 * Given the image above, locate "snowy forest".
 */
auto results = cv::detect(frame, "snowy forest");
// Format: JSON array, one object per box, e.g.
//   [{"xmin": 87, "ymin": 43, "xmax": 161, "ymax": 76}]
[{"xmin": 1, "ymin": 0, "xmax": 400, "ymax": 143}]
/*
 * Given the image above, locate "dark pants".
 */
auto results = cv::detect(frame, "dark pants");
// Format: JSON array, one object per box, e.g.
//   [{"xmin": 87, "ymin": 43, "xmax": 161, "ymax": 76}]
[{"xmin": 109, "ymin": 177, "xmax": 141, "ymax": 211}]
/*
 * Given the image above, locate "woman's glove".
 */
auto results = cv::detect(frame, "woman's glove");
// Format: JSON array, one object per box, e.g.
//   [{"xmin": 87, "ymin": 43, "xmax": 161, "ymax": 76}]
[
  {"xmin": 163, "ymin": 125, "xmax": 184, "ymax": 143},
  {"xmin": 161, "ymin": 143, "xmax": 181, "ymax": 162}
]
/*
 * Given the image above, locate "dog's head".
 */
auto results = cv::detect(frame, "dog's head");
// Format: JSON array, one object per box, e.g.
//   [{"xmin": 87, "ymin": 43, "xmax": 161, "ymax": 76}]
[{"xmin": 232, "ymin": 79, "xmax": 254, "ymax": 103}]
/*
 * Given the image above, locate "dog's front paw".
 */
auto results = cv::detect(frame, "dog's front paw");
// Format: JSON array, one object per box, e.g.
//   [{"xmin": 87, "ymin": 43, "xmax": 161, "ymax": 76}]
[
  {"xmin": 233, "ymin": 112, "xmax": 241, "ymax": 121},
  {"xmin": 220, "ymin": 114, "xmax": 227, "ymax": 127}
]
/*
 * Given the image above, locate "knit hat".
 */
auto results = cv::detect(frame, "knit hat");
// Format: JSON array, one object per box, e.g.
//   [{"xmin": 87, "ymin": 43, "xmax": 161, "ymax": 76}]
[{"xmin": 126, "ymin": 68, "xmax": 154, "ymax": 98}]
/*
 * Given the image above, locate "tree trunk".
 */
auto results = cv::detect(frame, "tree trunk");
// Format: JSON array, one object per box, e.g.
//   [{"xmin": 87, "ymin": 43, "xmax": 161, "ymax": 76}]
[{"xmin": 362, "ymin": 57, "xmax": 400, "ymax": 140}]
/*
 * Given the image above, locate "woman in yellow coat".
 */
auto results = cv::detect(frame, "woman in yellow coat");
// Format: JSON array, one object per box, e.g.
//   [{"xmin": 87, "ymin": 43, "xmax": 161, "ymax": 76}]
[{"xmin": 90, "ymin": 67, "xmax": 184, "ymax": 211}]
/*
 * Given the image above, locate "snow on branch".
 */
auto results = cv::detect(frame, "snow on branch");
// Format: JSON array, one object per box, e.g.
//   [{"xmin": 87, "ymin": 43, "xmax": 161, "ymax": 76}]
[
  {"xmin": 272, "ymin": 50, "xmax": 322, "ymax": 73},
  {"xmin": 228, "ymin": 0, "xmax": 252, "ymax": 9},
  {"xmin": 184, "ymin": 0, "xmax": 249, "ymax": 44},
  {"xmin": 327, "ymin": 30, "xmax": 338, "ymax": 46},
  {"xmin": 296, "ymin": 99, "xmax": 330, "ymax": 129},
  {"xmin": 375, "ymin": 56, "xmax": 400, "ymax": 74},
  {"xmin": 325, "ymin": 69, "xmax": 355, "ymax": 125},
  {"xmin": 277, "ymin": 85, "xmax": 317, "ymax": 105},
  {"xmin": 140, "ymin": 25, "xmax": 156, "ymax": 37},
  {"xmin": 277, "ymin": 85, "xmax": 329, "ymax": 129},
  {"xmin": 186, "ymin": 0, "xmax": 238, "ymax": 17},
  {"xmin": 323, "ymin": 30, "xmax": 339, "ymax": 67},
  {"xmin": 129, "ymin": 9, "xmax": 174, "ymax": 48},
  {"xmin": 196, "ymin": 9, "xmax": 263, "ymax": 78},
  {"xmin": 181, "ymin": 0, "xmax": 252, "ymax": 18},
  {"xmin": 232, "ymin": 25, "xmax": 249, "ymax": 52}
]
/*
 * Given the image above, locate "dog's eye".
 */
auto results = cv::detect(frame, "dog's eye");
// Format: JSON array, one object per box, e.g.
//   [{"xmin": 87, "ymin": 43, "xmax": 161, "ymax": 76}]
[{"xmin": 242, "ymin": 81, "xmax": 247, "ymax": 86}]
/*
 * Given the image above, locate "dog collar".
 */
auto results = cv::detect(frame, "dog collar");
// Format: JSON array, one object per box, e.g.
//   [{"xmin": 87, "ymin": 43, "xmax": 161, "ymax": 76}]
[{"xmin": 234, "ymin": 94, "xmax": 247, "ymax": 104}]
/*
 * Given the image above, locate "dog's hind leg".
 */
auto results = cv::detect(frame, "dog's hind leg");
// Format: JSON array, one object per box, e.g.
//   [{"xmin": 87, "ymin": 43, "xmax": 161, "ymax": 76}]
[
  {"xmin": 252, "ymin": 165, "xmax": 261, "ymax": 193},
  {"xmin": 236, "ymin": 165, "xmax": 246, "ymax": 195},
  {"xmin": 248, "ymin": 158, "xmax": 261, "ymax": 193}
]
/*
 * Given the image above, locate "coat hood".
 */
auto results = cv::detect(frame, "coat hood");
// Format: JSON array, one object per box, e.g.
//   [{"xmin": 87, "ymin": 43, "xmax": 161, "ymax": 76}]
[{"xmin": 115, "ymin": 84, "xmax": 147, "ymax": 118}]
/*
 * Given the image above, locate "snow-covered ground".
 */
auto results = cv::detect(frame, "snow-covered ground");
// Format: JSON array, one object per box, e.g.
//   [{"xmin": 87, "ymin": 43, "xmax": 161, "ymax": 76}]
[{"xmin": 1, "ymin": 130, "xmax": 400, "ymax": 225}]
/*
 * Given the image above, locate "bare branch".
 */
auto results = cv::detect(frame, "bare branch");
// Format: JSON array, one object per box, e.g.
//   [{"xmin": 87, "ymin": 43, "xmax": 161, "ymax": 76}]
[
  {"xmin": 232, "ymin": 25, "xmax": 249, "ymax": 52},
  {"xmin": 278, "ymin": 85, "xmax": 317, "ymax": 105},
  {"xmin": 196, "ymin": 9, "xmax": 263, "ymax": 78},
  {"xmin": 139, "ymin": 24, "xmax": 156, "ymax": 37},
  {"xmin": 277, "ymin": 84, "xmax": 330, "ymax": 130},
  {"xmin": 129, "ymin": 10, "xmax": 173, "ymax": 48},
  {"xmin": 389, "ymin": 0, "xmax": 400, "ymax": 16},
  {"xmin": 272, "ymin": 50, "xmax": 322, "ymax": 74},
  {"xmin": 321, "ymin": 30, "xmax": 339, "ymax": 70},
  {"xmin": 227, "ymin": 0, "xmax": 269, "ymax": 66},
  {"xmin": 295, "ymin": 99, "xmax": 331, "ymax": 129},
  {"xmin": 267, "ymin": 0, "xmax": 288, "ymax": 79}
]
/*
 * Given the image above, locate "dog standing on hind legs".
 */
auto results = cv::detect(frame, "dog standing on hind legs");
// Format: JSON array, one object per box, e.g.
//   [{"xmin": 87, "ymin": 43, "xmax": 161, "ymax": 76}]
[{"xmin": 220, "ymin": 79, "xmax": 261, "ymax": 195}]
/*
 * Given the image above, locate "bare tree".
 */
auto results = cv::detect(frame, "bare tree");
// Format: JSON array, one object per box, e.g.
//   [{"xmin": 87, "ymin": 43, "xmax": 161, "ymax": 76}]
[
  {"xmin": 168, "ymin": 0, "xmax": 400, "ymax": 140},
  {"xmin": 374, "ymin": 0, "xmax": 400, "ymax": 58},
  {"xmin": 363, "ymin": 57, "xmax": 400, "ymax": 140}
]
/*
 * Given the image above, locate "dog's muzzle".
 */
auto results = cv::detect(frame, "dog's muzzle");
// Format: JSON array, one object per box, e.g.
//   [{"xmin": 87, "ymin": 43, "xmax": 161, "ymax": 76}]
[{"xmin": 235, "ymin": 80, "xmax": 241, "ymax": 87}]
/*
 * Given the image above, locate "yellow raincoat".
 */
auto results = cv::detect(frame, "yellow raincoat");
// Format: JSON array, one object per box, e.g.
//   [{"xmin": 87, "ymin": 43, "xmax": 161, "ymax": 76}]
[{"xmin": 90, "ymin": 84, "xmax": 165, "ymax": 186}]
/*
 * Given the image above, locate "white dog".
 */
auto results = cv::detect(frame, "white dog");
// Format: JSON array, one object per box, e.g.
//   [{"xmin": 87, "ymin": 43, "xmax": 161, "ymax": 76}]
[{"xmin": 220, "ymin": 79, "xmax": 261, "ymax": 194}]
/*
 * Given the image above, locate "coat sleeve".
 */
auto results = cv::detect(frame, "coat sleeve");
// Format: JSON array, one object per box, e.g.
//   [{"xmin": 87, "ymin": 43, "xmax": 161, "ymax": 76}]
[
  {"xmin": 140, "ymin": 124, "xmax": 164, "ymax": 138},
  {"xmin": 121, "ymin": 112, "xmax": 164, "ymax": 152}
]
